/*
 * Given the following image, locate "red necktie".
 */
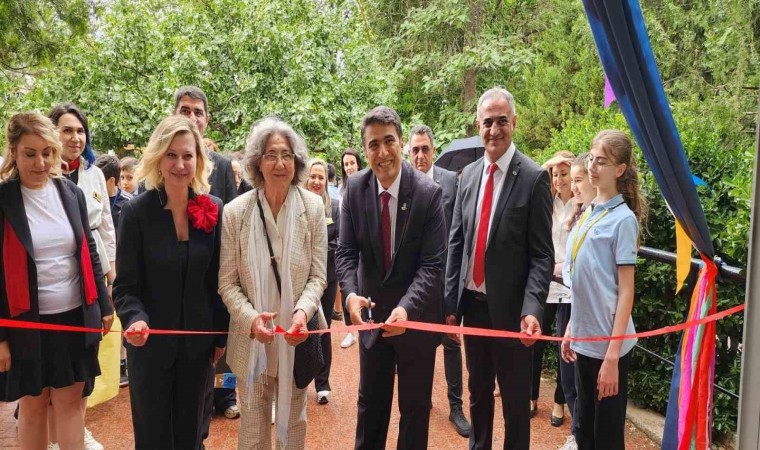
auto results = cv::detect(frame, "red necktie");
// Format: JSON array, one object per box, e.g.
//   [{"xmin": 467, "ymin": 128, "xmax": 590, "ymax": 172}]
[
  {"xmin": 473, "ymin": 163, "xmax": 496, "ymax": 288},
  {"xmin": 381, "ymin": 191, "xmax": 392, "ymax": 273}
]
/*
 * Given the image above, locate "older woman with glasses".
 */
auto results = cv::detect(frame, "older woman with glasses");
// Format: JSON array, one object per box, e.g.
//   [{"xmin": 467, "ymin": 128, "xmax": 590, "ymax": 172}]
[{"xmin": 219, "ymin": 117, "xmax": 326, "ymax": 449}]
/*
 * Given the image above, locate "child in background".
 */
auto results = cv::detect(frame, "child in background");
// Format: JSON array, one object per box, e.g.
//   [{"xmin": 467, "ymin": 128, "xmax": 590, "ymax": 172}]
[
  {"xmin": 119, "ymin": 156, "xmax": 139, "ymax": 195},
  {"xmin": 561, "ymin": 131, "xmax": 647, "ymax": 449},
  {"xmin": 95, "ymin": 154, "xmax": 132, "ymax": 235}
]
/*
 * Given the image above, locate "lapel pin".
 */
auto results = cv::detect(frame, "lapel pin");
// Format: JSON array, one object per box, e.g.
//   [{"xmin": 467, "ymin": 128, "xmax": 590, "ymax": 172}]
[
  {"xmin": 401, "ymin": 203, "xmax": 408, "ymax": 211},
  {"xmin": 512, "ymin": 170, "xmax": 517, "ymax": 176}
]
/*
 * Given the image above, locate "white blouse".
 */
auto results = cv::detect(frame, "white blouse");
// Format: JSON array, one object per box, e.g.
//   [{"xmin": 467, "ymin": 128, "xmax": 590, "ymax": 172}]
[
  {"xmin": 547, "ymin": 194, "xmax": 575, "ymax": 304},
  {"xmin": 76, "ymin": 163, "xmax": 116, "ymax": 273},
  {"xmin": 21, "ymin": 182, "xmax": 81, "ymax": 314}
]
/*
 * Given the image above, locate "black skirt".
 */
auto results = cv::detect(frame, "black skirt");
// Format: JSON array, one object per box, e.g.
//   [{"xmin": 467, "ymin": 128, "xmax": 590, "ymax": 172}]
[{"xmin": 0, "ymin": 307, "xmax": 101, "ymax": 401}]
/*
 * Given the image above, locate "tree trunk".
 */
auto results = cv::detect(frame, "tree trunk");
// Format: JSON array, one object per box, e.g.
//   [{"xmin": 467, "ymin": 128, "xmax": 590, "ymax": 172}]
[{"xmin": 463, "ymin": 0, "xmax": 483, "ymax": 136}]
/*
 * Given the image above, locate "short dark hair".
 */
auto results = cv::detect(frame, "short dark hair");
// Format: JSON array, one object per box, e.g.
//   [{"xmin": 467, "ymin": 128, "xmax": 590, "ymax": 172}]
[
  {"xmin": 409, "ymin": 124, "xmax": 435, "ymax": 148},
  {"xmin": 48, "ymin": 102, "xmax": 96, "ymax": 167},
  {"xmin": 95, "ymin": 154, "xmax": 120, "ymax": 183},
  {"xmin": 360, "ymin": 106, "xmax": 402, "ymax": 146},
  {"xmin": 120, "ymin": 156, "xmax": 139, "ymax": 172},
  {"xmin": 173, "ymin": 86, "xmax": 208, "ymax": 115},
  {"xmin": 340, "ymin": 148, "xmax": 363, "ymax": 188},
  {"xmin": 327, "ymin": 163, "xmax": 336, "ymax": 181}
]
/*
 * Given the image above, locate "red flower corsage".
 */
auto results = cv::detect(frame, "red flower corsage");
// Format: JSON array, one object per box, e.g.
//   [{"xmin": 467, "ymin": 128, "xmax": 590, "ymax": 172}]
[{"xmin": 187, "ymin": 195, "xmax": 219, "ymax": 233}]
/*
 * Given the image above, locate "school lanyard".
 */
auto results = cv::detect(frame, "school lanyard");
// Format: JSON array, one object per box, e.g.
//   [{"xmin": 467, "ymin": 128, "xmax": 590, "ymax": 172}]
[{"xmin": 569, "ymin": 207, "xmax": 610, "ymax": 274}]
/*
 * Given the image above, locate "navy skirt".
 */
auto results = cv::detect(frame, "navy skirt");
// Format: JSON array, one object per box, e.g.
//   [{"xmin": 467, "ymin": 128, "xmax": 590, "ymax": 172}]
[{"xmin": 0, "ymin": 307, "xmax": 100, "ymax": 401}]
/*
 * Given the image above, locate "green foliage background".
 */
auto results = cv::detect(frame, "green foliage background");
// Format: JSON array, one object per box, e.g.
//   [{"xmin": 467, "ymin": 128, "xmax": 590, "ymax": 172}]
[{"xmin": 2, "ymin": 0, "xmax": 758, "ymax": 438}]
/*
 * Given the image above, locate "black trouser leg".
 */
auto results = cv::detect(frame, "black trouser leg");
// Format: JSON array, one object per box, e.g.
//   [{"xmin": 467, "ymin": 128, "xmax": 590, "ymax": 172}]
[
  {"xmin": 355, "ymin": 336, "xmax": 396, "ymax": 450},
  {"xmin": 314, "ymin": 280, "xmax": 337, "ymax": 392},
  {"xmin": 557, "ymin": 304, "xmax": 578, "ymax": 436},
  {"xmin": 531, "ymin": 302, "xmax": 561, "ymax": 402},
  {"xmin": 463, "ymin": 302, "xmax": 497, "ymax": 450},
  {"xmin": 395, "ymin": 333, "xmax": 436, "ymax": 450},
  {"xmin": 172, "ymin": 344, "xmax": 214, "ymax": 450},
  {"xmin": 574, "ymin": 352, "xmax": 631, "ymax": 450},
  {"xmin": 200, "ymin": 365, "xmax": 213, "ymax": 441},
  {"xmin": 442, "ymin": 333, "xmax": 464, "ymax": 410}
]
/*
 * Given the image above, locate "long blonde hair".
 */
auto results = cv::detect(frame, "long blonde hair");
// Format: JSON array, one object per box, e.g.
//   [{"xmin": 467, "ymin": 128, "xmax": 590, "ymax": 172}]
[
  {"xmin": 591, "ymin": 130, "xmax": 649, "ymax": 232},
  {"xmin": 1, "ymin": 112, "xmax": 63, "ymax": 182},
  {"xmin": 303, "ymin": 158, "xmax": 332, "ymax": 218},
  {"xmin": 137, "ymin": 116, "xmax": 213, "ymax": 193}
]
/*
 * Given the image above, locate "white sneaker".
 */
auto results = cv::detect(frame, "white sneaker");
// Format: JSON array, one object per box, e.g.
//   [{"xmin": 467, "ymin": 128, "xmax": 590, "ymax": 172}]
[
  {"xmin": 559, "ymin": 435, "xmax": 578, "ymax": 450},
  {"xmin": 83, "ymin": 427, "xmax": 104, "ymax": 450},
  {"xmin": 340, "ymin": 333, "xmax": 356, "ymax": 348},
  {"xmin": 47, "ymin": 443, "xmax": 60, "ymax": 450},
  {"xmin": 317, "ymin": 390, "xmax": 330, "ymax": 404}
]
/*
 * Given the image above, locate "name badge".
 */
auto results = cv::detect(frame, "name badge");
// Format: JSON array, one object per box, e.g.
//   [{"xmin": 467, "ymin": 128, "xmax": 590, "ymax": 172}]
[
  {"xmin": 93, "ymin": 190, "xmax": 102, "ymax": 202},
  {"xmin": 326, "ymin": 218, "xmax": 334, "ymax": 225}
]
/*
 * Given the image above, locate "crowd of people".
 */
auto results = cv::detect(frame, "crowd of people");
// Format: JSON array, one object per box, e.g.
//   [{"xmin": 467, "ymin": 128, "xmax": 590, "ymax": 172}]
[{"xmin": 0, "ymin": 84, "xmax": 646, "ymax": 450}]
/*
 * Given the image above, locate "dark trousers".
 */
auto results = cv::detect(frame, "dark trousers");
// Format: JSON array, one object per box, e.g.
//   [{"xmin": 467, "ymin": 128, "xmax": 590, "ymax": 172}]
[
  {"xmin": 462, "ymin": 293, "xmax": 531, "ymax": 450},
  {"xmin": 314, "ymin": 280, "xmax": 338, "ymax": 392},
  {"xmin": 127, "ymin": 338, "xmax": 212, "ymax": 450},
  {"xmin": 200, "ymin": 366, "xmax": 236, "ymax": 441},
  {"xmin": 440, "ymin": 333, "xmax": 464, "ymax": 410},
  {"xmin": 574, "ymin": 352, "xmax": 631, "ymax": 450},
  {"xmin": 556, "ymin": 303, "xmax": 578, "ymax": 436},
  {"xmin": 531, "ymin": 302, "xmax": 564, "ymax": 404},
  {"xmin": 355, "ymin": 331, "xmax": 436, "ymax": 450}
]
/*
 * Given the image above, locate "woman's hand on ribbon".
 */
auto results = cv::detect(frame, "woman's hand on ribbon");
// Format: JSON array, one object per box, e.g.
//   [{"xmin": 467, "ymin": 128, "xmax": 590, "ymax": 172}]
[
  {"xmin": 347, "ymin": 295, "xmax": 374, "ymax": 325},
  {"xmin": 124, "ymin": 320, "xmax": 149, "ymax": 347},
  {"xmin": 446, "ymin": 314, "xmax": 461, "ymax": 343},
  {"xmin": 0, "ymin": 341, "xmax": 10, "ymax": 372},
  {"xmin": 284, "ymin": 310, "xmax": 309, "ymax": 346},
  {"xmin": 597, "ymin": 357, "xmax": 619, "ymax": 400},
  {"xmin": 251, "ymin": 312, "xmax": 278, "ymax": 344},
  {"xmin": 381, "ymin": 306, "xmax": 408, "ymax": 338},
  {"xmin": 519, "ymin": 315, "xmax": 541, "ymax": 347},
  {"xmin": 102, "ymin": 314, "xmax": 114, "ymax": 336}
]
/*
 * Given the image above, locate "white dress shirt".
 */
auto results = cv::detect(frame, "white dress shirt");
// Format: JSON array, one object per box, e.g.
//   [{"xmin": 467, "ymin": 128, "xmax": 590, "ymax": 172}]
[{"xmin": 465, "ymin": 143, "xmax": 516, "ymax": 293}]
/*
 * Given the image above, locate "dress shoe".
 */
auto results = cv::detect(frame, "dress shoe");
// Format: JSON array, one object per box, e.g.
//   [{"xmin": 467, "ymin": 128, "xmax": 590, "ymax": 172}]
[{"xmin": 449, "ymin": 407, "xmax": 471, "ymax": 437}]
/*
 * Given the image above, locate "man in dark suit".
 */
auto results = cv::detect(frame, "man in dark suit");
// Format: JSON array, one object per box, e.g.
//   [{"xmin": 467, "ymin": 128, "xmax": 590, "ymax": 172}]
[
  {"xmin": 173, "ymin": 86, "xmax": 238, "ymax": 203},
  {"xmin": 444, "ymin": 87, "xmax": 554, "ymax": 450},
  {"xmin": 407, "ymin": 124, "xmax": 471, "ymax": 437},
  {"xmin": 172, "ymin": 86, "xmax": 239, "ymax": 434},
  {"xmin": 337, "ymin": 107, "xmax": 448, "ymax": 450}
]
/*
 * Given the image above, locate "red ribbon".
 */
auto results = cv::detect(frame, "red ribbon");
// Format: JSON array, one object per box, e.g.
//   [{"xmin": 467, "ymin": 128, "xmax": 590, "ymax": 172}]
[{"xmin": 0, "ymin": 303, "xmax": 744, "ymax": 341}]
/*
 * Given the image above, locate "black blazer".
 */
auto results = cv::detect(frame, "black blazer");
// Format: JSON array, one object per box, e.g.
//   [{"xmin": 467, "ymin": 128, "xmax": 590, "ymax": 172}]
[
  {"xmin": 0, "ymin": 178, "xmax": 111, "ymax": 358},
  {"xmin": 208, "ymin": 151, "xmax": 238, "ymax": 204},
  {"xmin": 326, "ymin": 198, "xmax": 340, "ymax": 283},
  {"xmin": 432, "ymin": 165, "xmax": 458, "ymax": 236},
  {"xmin": 444, "ymin": 151, "xmax": 554, "ymax": 339},
  {"xmin": 113, "ymin": 189, "xmax": 228, "ymax": 358},
  {"xmin": 336, "ymin": 162, "xmax": 447, "ymax": 347}
]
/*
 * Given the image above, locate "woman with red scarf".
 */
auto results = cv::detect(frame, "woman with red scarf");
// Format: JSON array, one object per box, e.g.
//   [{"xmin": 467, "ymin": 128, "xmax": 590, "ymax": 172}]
[
  {"xmin": 113, "ymin": 115, "xmax": 228, "ymax": 449},
  {"xmin": 0, "ymin": 112, "xmax": 113, "ymax": 449}
]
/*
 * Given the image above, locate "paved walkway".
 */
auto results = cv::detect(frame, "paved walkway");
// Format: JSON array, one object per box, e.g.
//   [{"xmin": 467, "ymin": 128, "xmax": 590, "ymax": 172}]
[{"xmin": 0, "ymin": 325, "xmax": 656, "ymax": 449}]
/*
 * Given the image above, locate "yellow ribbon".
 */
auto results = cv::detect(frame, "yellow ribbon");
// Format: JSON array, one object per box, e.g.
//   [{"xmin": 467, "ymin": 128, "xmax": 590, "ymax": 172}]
[{"xmin": 569, "ymin": 207, "xmax": 610, "ymax": 274}]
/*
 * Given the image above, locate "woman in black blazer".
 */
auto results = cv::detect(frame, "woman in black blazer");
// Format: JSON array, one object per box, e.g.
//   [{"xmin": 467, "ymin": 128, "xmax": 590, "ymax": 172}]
[
  {"xmin": 304, "ymin": 158, "xmax": 340, "ymax": 404},
  {"xmin": 0, "ymin": 112, "xmax": 112, "ymax": 449},
  {"xmin": 113, "ymin": 115, "xmax": 228, "ymax": 449}
]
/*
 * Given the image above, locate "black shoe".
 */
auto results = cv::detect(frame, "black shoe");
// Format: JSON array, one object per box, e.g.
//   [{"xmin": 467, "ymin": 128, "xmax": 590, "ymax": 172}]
[
  {"xmin": 119, "ymin": 359, "xmax": 129, "ymax": 387},
  {"xmin": 449, "ymin": 408, "xmax": 471, "ymax": 437},
  {"xmin": 332, "ymin": 310, "xmax": 344, "ymax": 321},
  {"xmin": 551, "ymin": 414, "xmax": 565, "ymax": 427}
]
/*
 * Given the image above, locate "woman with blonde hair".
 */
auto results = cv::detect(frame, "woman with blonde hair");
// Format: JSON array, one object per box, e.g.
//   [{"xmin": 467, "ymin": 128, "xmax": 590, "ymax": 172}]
[
  {"xmin": 303, "ymin": 158, "xmax": 340, "ymax": 404},
  {"xmin": 113, "ymin": 115, "xmax": 228, "ymax": 449},
  {"xmin": 219, "ymin": 117, "xmax": 327, "ymax": 449},
  {"xmin": 0, "ymin": 112, "xmax": 112, "ymax": 449}
]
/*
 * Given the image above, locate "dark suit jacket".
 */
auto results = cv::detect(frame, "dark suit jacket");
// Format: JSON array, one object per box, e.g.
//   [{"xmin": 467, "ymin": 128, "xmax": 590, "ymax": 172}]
[
  {"xmin": 336, "ymin": 162, "xmax": 447, "ymax": 348},
  {"xmin": 208, "ymin": 151, "xmax": 238, "ymax": 204},
  {"xmin": 0, "ymin": 178, "xmax": 111, "ymax": 358},
  {"xmin": 444, "ymin": 151, "xmax": 553, "ymax": 339},
  {"xmin": 113, "ymin": 188, "xmax": 228, "ymax": 358},
  {"xmin": 432, "ymin": 166, "xmax": 457, "ymax": 237},
  {"xmin": 326, "ymin": 198, "xmax": 340, "ymax": 283}
]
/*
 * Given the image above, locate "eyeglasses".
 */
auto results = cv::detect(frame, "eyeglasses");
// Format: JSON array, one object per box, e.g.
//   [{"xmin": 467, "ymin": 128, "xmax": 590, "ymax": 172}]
[{"xmin": 262, "ymin": 152, "xmax": 295, "ymax": 163}]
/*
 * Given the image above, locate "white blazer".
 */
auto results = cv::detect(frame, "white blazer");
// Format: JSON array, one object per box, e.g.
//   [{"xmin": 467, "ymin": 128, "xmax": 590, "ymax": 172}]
[{"xmin": 76, "ymin": 162, "xmax": 116, "ymax": 273}]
